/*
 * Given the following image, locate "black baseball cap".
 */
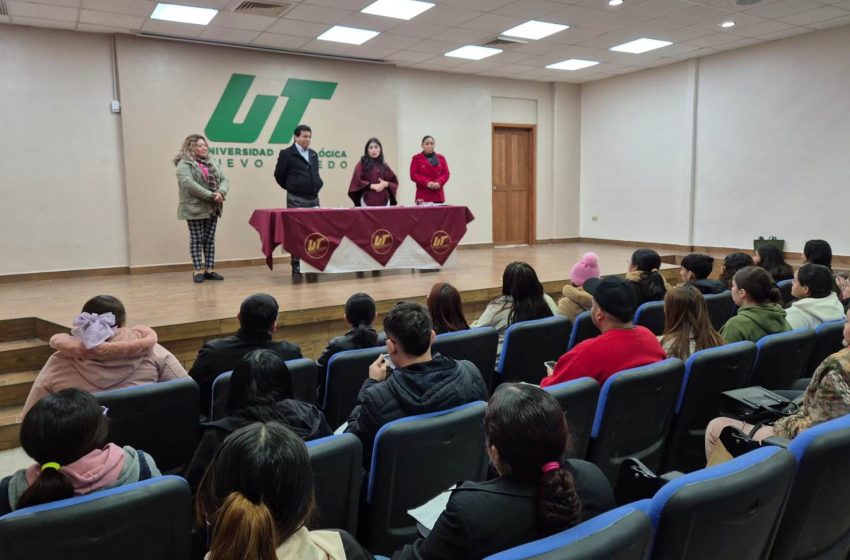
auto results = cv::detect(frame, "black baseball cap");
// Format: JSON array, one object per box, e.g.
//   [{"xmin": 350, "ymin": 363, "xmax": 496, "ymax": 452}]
[{"xmin": 583, "ymin": 276, "xmax": 637, "ymax": 323}]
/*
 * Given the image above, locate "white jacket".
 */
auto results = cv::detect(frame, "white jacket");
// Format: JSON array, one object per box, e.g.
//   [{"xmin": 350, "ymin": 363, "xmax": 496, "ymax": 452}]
[{"xmin": 785, "ymin": 293, "xmax": 846, "ymax": 330}]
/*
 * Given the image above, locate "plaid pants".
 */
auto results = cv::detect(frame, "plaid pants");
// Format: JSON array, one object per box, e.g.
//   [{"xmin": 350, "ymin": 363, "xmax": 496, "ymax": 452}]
[{"xmin": 187, "ymin": 216, "xmax": 218, "ymax": 270}]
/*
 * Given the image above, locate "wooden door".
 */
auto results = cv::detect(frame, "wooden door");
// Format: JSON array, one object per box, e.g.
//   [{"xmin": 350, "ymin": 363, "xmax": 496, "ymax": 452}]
[{"xmin": 492, "ymin": 126, "xmax": 535, "ymax": 245}]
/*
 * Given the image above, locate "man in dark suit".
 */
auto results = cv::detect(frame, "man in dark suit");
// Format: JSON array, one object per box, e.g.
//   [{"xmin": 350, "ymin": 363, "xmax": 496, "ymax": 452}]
[{"xmin": 274, "ymin": 124, "xmax": 323, "ymax": 275}]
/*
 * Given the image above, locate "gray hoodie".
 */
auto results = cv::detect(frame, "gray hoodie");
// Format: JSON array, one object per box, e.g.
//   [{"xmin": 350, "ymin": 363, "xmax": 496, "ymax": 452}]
[{"xmin": 785, "ymin": 293, "xmax": 846, "ymax": 330}]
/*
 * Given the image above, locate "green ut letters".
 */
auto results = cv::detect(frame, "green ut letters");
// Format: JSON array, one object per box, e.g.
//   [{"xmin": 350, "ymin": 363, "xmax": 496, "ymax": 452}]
[{"xmin": 205, "ymin": 74, "xmax": 337, "ymax": 144}]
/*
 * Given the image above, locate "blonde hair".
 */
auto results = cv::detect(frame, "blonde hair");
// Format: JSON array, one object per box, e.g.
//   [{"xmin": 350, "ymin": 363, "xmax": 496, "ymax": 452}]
[
  {"xmin": 173, "ymin": 134, "xmax": 206, "ymax": 165},
  {"xmin": 207, "ymin": 492, "xmax": 278, "ymax": 560},
  {"xmin": 660, "ymin": 285, "xmax": 724, "ymax": 360}
]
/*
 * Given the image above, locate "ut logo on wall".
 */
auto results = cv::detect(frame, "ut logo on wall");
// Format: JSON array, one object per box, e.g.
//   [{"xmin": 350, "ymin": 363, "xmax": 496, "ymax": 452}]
[{"xmin": 205, "ymin": 74, "xmax": 337, "ymax": 144}]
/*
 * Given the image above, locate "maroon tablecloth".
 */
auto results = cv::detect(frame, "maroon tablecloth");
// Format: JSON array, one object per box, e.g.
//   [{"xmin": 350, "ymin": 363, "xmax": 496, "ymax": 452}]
[{"xmin": 249, "ymin": 206, "xmax": 475, "ymax": 271}]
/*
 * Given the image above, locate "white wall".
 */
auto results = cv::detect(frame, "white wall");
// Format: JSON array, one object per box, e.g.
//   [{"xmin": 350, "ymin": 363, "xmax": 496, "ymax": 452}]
[{"xmin": 0, "ymin": 26, "xmax": 128, "ymax": 275}]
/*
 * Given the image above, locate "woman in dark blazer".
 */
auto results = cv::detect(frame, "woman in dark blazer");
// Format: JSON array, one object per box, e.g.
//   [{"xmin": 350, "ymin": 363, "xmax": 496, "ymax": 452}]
[{"xmin": 393, "ymin": 383, "xmax": 615, "ymax": 559}]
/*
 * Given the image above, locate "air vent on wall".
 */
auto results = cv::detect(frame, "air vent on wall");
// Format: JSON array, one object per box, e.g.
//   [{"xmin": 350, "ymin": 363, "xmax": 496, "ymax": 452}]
[
  {"xmin": 232, "ymin": 1, "xmax": 292, "ymax": 17},
  {"xmin": 483, "ymin": 35, "xmax": 529, "ymax": 47},
  {"xmin": 0, "ymin": 1, "xmax": 8, "ymax": 16}
]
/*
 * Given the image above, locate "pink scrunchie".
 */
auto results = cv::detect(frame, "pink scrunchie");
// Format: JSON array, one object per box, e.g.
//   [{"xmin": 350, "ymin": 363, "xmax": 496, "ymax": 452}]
[
  {"xmin": 71, "ymin": 312, "xmax": 117, "ymax": 349},
  {"xmin": 541, "ymin": 461, "xmax": 560, "ymax": 475}
]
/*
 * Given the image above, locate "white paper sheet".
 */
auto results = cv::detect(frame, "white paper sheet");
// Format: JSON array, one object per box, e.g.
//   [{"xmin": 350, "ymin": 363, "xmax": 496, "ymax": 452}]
[{"xmin": 407, "ymin": 485, "xmax": 457, "ymax": 531}]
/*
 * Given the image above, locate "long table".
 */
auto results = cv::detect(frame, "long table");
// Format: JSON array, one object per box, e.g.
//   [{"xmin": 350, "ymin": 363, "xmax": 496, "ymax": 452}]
[{"xmin": 249, "ymin": 206, "xmax": 475, "ymax": 273}]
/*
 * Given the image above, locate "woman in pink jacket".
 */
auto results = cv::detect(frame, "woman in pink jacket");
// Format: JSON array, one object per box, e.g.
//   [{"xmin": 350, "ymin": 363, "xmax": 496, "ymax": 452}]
[
  {"xmin": 410, "ymin": 135, "xmax": 450, "ymax": 204},
  {"xmin": 19, "ymin": 295, "xmax": 187, "ymax": 419}
]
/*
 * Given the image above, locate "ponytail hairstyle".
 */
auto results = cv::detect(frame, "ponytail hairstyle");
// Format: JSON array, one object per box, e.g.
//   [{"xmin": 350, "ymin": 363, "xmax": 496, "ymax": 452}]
[
  {"xmin": 501, "ymin": 262, "xmax": 554, "ymax": 325},
  {"xmin": 484, "ymin": 383, "xmax": 581, "ymax": 537},
  {"xmin": 661, "ymin": 286, "xmax": 724, "ymax": 360},
  {"xmin": 756, "ymin": 245, "xmax": 793, "ymax": 282},
  {"xmin": 733, "ymin": 266, "xmax": 782, "ymax": 305},
  {"xmin": 427, "ymin": 282, "xmax": 469, "ymax": 335},
  {"xmin": 227, "ymin": 350, "xmax": 293, "ymax": 413},
  {"xmin": 344, "ymin": 293, "xmax": 379, "ymax": 348},
  {"xmin": 630, "ymin": 249, "xmax": 667, "ymax": 302},
  {"xmin": 81, "ymin": 295, "xmax": 126, "ymax": 327},
  {"xmin": 196, "ymin": 422, "xmax": 315, "ymax": 560},
  {"xmin": 720, "ymin": 252, "xmax": 755, "ymax": 289},
  {"xmin": 17, "ymin": 389, "xmax": 109, "ymax": 509},
  {"xmin": 360, "ymin": 137, "xmax": 385, "ymax": 172}
]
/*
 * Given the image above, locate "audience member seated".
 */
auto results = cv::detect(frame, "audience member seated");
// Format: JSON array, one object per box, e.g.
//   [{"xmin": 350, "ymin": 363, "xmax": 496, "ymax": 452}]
[
  {"xmin": 659, "ymin": 286, "xmax": 724, "ymax": 360},
  {"xmin": 189, "ymin": 293, "xmax": 301, "ymax": 414},
  {"xmin": 679, "ymin": 253, "xmax": 725, "ymax": 295},
  {"xmin": 836, "ymin": 273, "xmax": 850, "ymax": 312},
  {"xmin": 804, "ymin": 239, "xmax": 833, "ymax": 270},
  {"xmin": 785, "ymin": 264, "xmax": 845, "ymax": 330},
  {"xmin": 472, "ymin": 262, "xmax": 557, "ymax": 354},
  {"xmin": 317, "ymin": 293, "xmax": 385, "ymax": 396},
  {"xmin": 754, "ymin": 244, "xmax": 794, "ymax": 282},
  {"xmin": 720, "ymin": 266, "xmax": 791, "ymax": 344},
  {"xmin": 393, "ymin": 383, "xmax": 614, "ymax": 559},
  {"xmin": 195, "ymin": 422, "xmax": 372, "ymax": 559},
  {"xmin": 1, "ymin": 389, "xmax": 161, "ymax": 515},
  {"xmin": 427, "ymin": 282, "xmax": 470, "ymax": 335},
  {"xmin": 20, "ymin": 295, "xmax": 187, "ymax": 419},
  {"xmin": 705, "ymin": 308, "xmax": 850, "ymax": 461},
  {"xmin": 557, "ymin": 252, "xmax": 601, "ymax": 321},
  {"xmin": 541, "ymin": 276, "xmax": 666, "ymax": 388},
  {"xmin": 719, "ymin": 252, "xmax": 755, "ymax": 289},
  {"xmin": 626, "ymin": 249, "xmax": 670, "ymax": 305},
  {"xmin": 185, "ymin": 350, "xmax": 331, "ymax": 490},
  {"xmin": 346, "ymin": 302, "xmax": 488, "ymax": 467}
]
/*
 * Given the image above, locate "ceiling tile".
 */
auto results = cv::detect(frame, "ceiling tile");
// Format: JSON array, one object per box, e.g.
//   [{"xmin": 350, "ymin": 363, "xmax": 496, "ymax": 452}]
[
  {"xmin": 304, "ymin": 0, "xmax": 372, "ymax": 8},
  {"xmin": 79, "ymin": 9, "xmax": 143, "ymax": 29},
  {"xmin": 75, "ymin": 23, "xmax": 132, "ymax": 33},
  {"xmin": 612, "ymin": 0, "xmax": 693, "ymax": 21},
  {"xmin": 757, "ymin": 26, "xmax": 811, "ymax": 39},
  {"xmin": 742, "ymin": 0, "xmax": 823, "ymax": 18},
  {"xmin": 17, "ymin": 0, "xmax": 79, "ymax": 7},
  {"xmin": 342, "ymin": 45, "xmax": 400, "ymax": 59},
  {"xmin": 208, "ymin": 11, "xmax": 275, "ymax": 31},
  {"xmin": 407, "ymin": 37, "xmax": 464, "ymax": 53},
  {"xmin": 335, "ymin": 12, "xmax": 404, "ymax": 32},
  {"xmin": 805, "ymin": 12, "xmax": 850, "ymax": 25},
  {"xmin": 776, "ymin": 4, "xmax": 850, "ymax": 23},
  {"xmin": 690, "ymin": 11, "xmax": 766, "ymax": 29},
  {"xmin": 284, "ymin": 4, "xmax": 353, "ymax": 24},
  {"xmin": 544, "ymin": 4, "xmax": 610, "ymax": 26},
  {"xmin": 684, "ymin": 30, "xmax": 744, "ymax": 46},
  {"xmin": 9, "ymin": 15, "xmax": 76, "ymax": 28},
  {"xmin": 414, "ymin": 5, "xmax": 482, "ymax": 25},
  {"xmin": 439, "ymin": 0, "xmax": 515, "ymax": 10},
  {"xmin": 493, "ymin": 0, "xmax": 567, "ymax": 18},
  {"xmin": 141, "ymin": 19, "xmax": 206, "ymax": 38},
  {"xmin": 266, "ymin": 18, "xmax": 329, "ymax": 37},
  {"xmin": 653, "ymin": 4, "xmax": 734, "ymax": 25},
  {"xmin": 252, "ymin": 32, "xmax": 312, "ymax": 49},
  {"xmin": 546, "ymin": 25, "xmax": 606, "ymax": 44},
  {"xmin": 366, "ymin": 32, "xmax": 422, "ymax": 49},
  {"xmin": 729, "ymin": 19, "xmax": 795, "ymax": 36},
  {"xmin": 430, "ymin": 26, "xmax": 493, "ymax": 43},
  {"xmin": 200, "ymin": 25, "xmax": 262, "ymax": 43},
  {"xmin": 460, "ymin": 12, "xmax": 526, "ymax": 33},
  {"xmin": 389, "ymin": 20, "xmax": 452, "ymax": 38},
  {"xmin": 81, "ymin": 0, "xmax": 154, "ymax": 17},
  {"xmin": 299, "ymin": 38, "xmax": 361, "ymax": 55},
  {"xmin": 387, "ymin": 49, "xmax": 435, "ymax": 62},
  {"xmin": 8, "ymin": 1, "xmax": 78, "ymax": 21}
]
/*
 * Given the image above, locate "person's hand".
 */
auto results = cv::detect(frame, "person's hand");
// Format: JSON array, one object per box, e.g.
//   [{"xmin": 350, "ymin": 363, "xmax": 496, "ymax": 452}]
[
  {"xmin": 213, "ymin": 192, "xmax": 224, "ymax": 203},
  {"xmin": 370, "ymin": 183, "xmax": 382, "ymax": 192},
  {"xmin": 837, "ymin": 276, "xmax": 850, "ymax": 301},
  {"xmin": 429, "ymin": 182, "xmax": 440, "ymax": 190},
  {"xmin": 368, "ymin": 355, "xmax": 389, "ymax": 382}
]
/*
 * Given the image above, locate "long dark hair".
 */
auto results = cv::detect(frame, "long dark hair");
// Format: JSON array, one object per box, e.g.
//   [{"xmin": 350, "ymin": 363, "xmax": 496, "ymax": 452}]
[
  {"xmin": 196, "ymin": 422, "xmax": 315, "ymax": 560},
  {"xmin": 428, "ymin": 283, "xmax": 469, "ymax": 334},
  {"xmin": 344, "ymin": 293, "xmax": 379, "ymax": 348},
  {"xmin": 756, "ymin": 245, "xmax": 793, "ymax": 282},
  {"xmin": 630, "ymin": 249, "xmax": 667, "ymax": 302},
  {"xmin": 734, "ymin": 266, "xmax": 782, "ymax": 304},
  {"xmin": 18, "ymin": 389, "xmax": 109, "ymax": 509},
  {"xmin": 501, "ymin": 262, "xmax": 553, "ymax": 325},
  {"xmin": 720, "ymin": 252, "xmax": 755, "ymax": 289},
  {"xmin": 360, "ymin": 137, "xmax": 385, "ymax": 172},
  {"xmin": 227, "ymin": 350, "xmax": 293, "ymax": 413},
  {"xmin": 484, "ymin": 383, "xmax": 581, "ymax": 536}
]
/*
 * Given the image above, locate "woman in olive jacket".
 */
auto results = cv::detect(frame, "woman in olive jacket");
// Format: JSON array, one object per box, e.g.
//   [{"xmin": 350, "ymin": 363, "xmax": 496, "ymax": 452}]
[{"xmin": 175, "ymin": 134, "xmax": 230, "ymax": 283}]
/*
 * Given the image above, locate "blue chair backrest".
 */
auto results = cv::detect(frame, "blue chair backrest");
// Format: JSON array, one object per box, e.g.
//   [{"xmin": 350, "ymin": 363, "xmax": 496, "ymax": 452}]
[
  {"xmin": 568, "ymin": 311, "xmax": 601, "ymax": 350},
  {"xmin": 0, "ymin": 476, "xmax": 191, "ymax": 560},
  {"xmin": 433, "ymin": 327, "xmax": 498, "ymax": 391},
  {"xmin": 770, "ymin": 413, "xmax": 850, "ymax": 560},
  {"xmin": 634, "ymin": 301, "xmax": 666, "ymax": 336},
  {"xmin": 588, "ymin": 359, "xmax": 684, "ymax": 486},
  {"xmin": 365, "ymin": 401, "xmax": 489, "ymax": 554},
  {"xmin": 640, "ymin": 446, "xmax": 796, "ymax": 560},
  {"xmin": 306, "ymin": 433, "xmax": 362, "ymax": 534},
  {"xmin": 497, "ymin": 316, "xmax": 572, "ymax": 385},
  {"xmin": 543, "ymin": 377, "xmax": 600, "ymax": 460},
  {"xmin": 323, "ymin": 346, "xmax": 386, "ymax": 428},
  {"xmin": 750, "ymin": 328, "xmax": 817, "ymax": 390},
  {"xmin": 777, "ymin": 279, "xmax": 794, "ymax": 307},
  {"xmin": 663, "ymin": 342, "xmax": 757, "ymax": 472},
  {"xmin": 806, "ymin": 318, "xmax": 847, "ymax": 377},
  {"xmin": 95, "ymin": 378, "xmax": 199, "ymax": 474},
  {"xmin": 210, "ymin": 370, "xmax": 232, "ymax": 420},
  {"xmin": 484, "ymin": 504, "xmax": 653, "ymax": 560},
  {"xmin": 704, "ymin": 291, "xmax": 735, "ymax": 331}
]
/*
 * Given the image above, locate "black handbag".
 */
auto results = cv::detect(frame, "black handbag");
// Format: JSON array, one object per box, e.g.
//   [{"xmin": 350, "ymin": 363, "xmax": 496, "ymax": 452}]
[{"xmin": 720, "ymin": 386, "xmax": 798, "ymax": 424}]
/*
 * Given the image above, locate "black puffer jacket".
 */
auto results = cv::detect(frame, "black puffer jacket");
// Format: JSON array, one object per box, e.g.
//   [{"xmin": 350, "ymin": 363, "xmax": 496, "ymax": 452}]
[
  {"xmin": 688, "ymin": 278, "xmax": 727, "ymax": 295},
  {"xmin": 345, "ymin": 354, "xmax": 488, "ymax": 468}
]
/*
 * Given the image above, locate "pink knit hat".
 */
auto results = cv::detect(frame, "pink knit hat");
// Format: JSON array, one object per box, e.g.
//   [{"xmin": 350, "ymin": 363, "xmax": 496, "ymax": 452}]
[{"xmin": 570, "ymin": 252, "xmax": 601, "ymax": 287}]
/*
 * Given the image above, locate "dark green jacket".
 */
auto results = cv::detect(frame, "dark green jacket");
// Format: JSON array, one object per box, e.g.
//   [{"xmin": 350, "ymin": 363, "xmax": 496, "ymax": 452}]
[{"xmin": 720, "ymin": 303, "xmax": 791, "ymax": 344}]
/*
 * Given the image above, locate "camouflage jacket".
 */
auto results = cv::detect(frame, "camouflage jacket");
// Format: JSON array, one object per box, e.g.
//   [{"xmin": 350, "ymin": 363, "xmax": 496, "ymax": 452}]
[{"xmin": 773, "ymin": 347, "xmax": 850, "ymax": 438}]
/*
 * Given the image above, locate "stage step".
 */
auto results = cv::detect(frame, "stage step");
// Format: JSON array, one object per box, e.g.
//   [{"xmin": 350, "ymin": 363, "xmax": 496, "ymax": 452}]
[{"xmin": 0, "ymin": 406, "xmax": 20, "ymax": 451}]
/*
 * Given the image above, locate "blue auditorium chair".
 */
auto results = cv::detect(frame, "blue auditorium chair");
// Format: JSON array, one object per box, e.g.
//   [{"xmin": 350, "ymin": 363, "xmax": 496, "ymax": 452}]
[
  {"xmin": 777, "ymin": 278, "xmax": 794, "ymax": 307},
  {"xmin": 568, "ymin": 311, "xmax": 601, "ymax": 350},
  {"xmin": 484, "ymin": 504, "xmax": 653, "ymax": 560},
  {"xmin": 95, "ymin": 378, "xmax": 199, "ymax": 474},
  {"xmin": 703, "ymin": 291, "xmax": 735, "ymax": 331},
  {"xmin": 805, "ymin": 318, "xmax": 846, "ymax": 377},
  {"xmin": 496, "ymin": 316, "xmax": 572, "ymax": 385},
  {"xmin": 306, "ymin": 433, "xmax": 362, "ymax": 534},
  {"xmin": 543, "ymin": 377, "xmax": 600, "ymax": 459},
  {"xmin": 749, "ymin": 328, "xmax": 816, "ymax": 390},
  {"xmin": 587, "ymin": 359, "xmax": 684, "ymax": 486},
  {"xmin": 323, "ymin": 346, "xmax": 385, "ymax": 428},
  {"xmin": 0, "ymin": 476, "xmax": 192, "ymax": 560},
  {"xmin": 634, "ymin": 301, "xmax": 666, "ymax": 336},
  {"xmin": 663, "ymin": 342, "xmax": 757, "ymax": 472},
  {"xmin": 433, "ymin": 327, "xmax": 498, "ymax": 391},
  {"xmin": 364, "ymin": 401, "xmax": 489, "ymax": 554}
]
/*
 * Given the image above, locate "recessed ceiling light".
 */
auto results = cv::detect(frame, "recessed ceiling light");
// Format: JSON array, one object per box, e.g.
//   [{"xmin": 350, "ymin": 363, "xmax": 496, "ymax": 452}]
[
  {"xmin": 610, "ymin": 37, "xmax": 672, "ymax": 53},
  {"xmin": 609, "ymin": 0, "xmax": 624, "ymax": 6},
  {"xmin": 151, "ymin": 3, "xmax": 217, "ymax": 25},
  {"xmin": 546, "ymin": 58, "xmax": 600, "ymax": 71},
  {"xmin": 720, "ymin": 20, "xmax": 736, "ymax": 28},
  {"xmin": 317, "ymin": 25, "xmax": 380, "ymax": 45},
  {"xmin": 361, "ymin": 0, "xmax": 434, "ymax": 20},
  {"xmin": 502, "ymin": 20, "xmax": 569, "ymax": 40},
  {"xmin": 445, "ymin": 45, "xmax": 503, "ymax": 60}
]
